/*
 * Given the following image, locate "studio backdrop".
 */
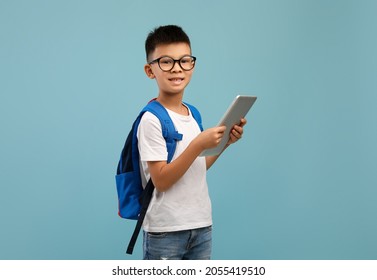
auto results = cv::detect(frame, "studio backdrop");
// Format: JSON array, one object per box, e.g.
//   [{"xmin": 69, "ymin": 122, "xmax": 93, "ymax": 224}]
[{"xmin": 1, "ymin": 0, "xmax": 376, "ymax": 260}]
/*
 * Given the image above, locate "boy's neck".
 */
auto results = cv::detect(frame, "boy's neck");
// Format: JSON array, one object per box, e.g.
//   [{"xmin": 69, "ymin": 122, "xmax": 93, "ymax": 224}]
[{"xmin": 156, "ymin": 93, "xmax": 188, "ymax": 116}]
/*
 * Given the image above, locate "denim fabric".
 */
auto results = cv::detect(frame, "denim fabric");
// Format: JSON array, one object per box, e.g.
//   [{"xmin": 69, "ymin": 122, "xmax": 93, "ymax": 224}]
[{"xmin": 143, "ymin": 226, "xmax": 212, "ymax": 260}]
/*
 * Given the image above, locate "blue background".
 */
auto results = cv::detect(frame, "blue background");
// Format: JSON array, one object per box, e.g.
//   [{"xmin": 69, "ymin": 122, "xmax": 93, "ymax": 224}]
[{"xmin": 1, "ymin": 0, "xmax": 376, "ymax": 260}]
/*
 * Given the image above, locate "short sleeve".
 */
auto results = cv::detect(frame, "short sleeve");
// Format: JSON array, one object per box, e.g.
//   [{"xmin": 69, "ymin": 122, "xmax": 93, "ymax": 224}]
[{"xmin": 137, "ymin": 111, "xmax": 168, "ymax": 161}]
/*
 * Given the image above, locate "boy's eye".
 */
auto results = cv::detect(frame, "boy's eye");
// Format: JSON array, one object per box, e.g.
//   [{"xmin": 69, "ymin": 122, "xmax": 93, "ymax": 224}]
[
  {"xmin": 160, "ymin": 58, "xmax": 173, "ymax": 64},
  {"xmin": 180, "ymin": 56, "xmax": 194, "ymax": 64}
]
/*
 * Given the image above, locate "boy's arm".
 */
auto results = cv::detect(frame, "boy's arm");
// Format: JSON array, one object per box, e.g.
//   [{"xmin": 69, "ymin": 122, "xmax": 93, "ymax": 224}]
[
  {"xmin": 205, "ymin": 118, "xmax": 247, "ymax": 170},
  {"xmin": 148, "ymin": 126, "xmax": 226, "ymax": 192}
]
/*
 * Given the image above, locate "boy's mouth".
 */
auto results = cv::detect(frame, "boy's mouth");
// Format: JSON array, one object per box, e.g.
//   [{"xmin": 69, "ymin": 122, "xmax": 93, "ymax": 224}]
[{"xmin": 169, "ymin": 78, "xmax": 184, "ymax": 85}]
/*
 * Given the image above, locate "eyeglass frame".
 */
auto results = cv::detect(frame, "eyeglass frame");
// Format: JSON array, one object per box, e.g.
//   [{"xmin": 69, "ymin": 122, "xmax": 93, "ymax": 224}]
[{"xmin": 148, "ymin": 55, "xmax": 197, "ymax": 72}]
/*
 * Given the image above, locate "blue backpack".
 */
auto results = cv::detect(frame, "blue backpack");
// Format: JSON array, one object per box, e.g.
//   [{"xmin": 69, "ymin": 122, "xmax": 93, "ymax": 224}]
[{"xmin": 115, "ymin": 100, "xmax": 203, "ymax": 254}]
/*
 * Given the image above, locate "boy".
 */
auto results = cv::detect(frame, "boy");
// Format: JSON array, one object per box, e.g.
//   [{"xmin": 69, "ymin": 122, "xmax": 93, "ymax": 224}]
[{"xmin": 138, "ymin": 25, "xmax": 246, "ymax": 260}]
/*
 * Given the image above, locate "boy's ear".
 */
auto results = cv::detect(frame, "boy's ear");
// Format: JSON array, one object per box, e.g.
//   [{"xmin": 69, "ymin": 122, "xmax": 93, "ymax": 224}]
[{"xmin": 144, "ymin": 64, "xmax": 155, "ymax": 79}]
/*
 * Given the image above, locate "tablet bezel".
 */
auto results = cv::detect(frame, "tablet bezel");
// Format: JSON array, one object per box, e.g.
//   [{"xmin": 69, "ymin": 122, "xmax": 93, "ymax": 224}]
[{"xmin": 200, "ymin": 95, "xmax": 257, "ymax": 157}]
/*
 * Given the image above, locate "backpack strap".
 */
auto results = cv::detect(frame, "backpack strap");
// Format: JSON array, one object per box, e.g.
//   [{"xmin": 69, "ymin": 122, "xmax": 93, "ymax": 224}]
[
  {"xmin": 126, "ymin": 178, "xmax": 154, "ymax": 254},
  {"xmin": 122, "ymin": 100, "xmax": 182, "ymax": 175},
  {"xmin": 142, "ymin": 100, "xmax": 183, "ymax": 163},
  {"xmin": 184, "ymin": 102, "xmax": 204, "ymax": 132}
]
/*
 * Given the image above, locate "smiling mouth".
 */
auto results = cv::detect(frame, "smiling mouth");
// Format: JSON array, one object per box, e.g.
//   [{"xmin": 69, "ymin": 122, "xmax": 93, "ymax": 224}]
[
  {"xmin": 169, "ymin": 78, "xmax": 184, "ymax": 82},
  {"xmin": 168, "ymin": 78, "xmax": 185, "ymax": 86}
]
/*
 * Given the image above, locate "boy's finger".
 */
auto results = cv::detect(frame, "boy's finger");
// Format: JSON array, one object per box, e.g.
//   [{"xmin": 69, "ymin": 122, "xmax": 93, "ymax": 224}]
[
  {"xmin": 218, "ymin": 125, "xmax": 227, "ymax": 132},
  {"xmin": 232, "ymin": 128, "xmax": 242, "ymax": 138},
  {"xmin": 239, "ymin": 118, "xmax": 247, "ymax": 127}
]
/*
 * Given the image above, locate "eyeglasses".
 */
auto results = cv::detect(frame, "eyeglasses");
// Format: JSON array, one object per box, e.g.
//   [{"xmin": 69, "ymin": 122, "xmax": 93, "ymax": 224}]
[{"xmin": 148, "ymin": 55, "xmax": 196, "ymax": 72}]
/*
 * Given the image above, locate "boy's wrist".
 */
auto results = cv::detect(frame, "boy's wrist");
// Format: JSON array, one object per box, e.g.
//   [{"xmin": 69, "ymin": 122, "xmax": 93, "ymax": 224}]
[{"xmin": 190, "ymin": 137, "xmax": 205, "ymax": 155}]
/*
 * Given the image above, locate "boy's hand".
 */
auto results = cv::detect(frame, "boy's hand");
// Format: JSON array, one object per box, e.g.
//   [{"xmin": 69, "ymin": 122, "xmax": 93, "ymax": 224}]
[
  {"xmin": 195, "ymin": 126, "xmax": 227, "ymax": 150},
  {"xmin": 227, "ymin": 118, "xmax": 247, "ymax": 145}
]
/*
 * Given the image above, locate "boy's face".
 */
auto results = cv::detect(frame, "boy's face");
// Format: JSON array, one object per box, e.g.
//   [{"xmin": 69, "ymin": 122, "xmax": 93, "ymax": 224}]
[{"xmin": 144, "ymin": 42, "xmax": 194, "ymax": 97}]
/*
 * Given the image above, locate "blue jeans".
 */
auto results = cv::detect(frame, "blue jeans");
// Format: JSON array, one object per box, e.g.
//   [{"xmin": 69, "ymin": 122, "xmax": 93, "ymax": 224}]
[{"xmin": 143, "ymin": 226, "xmax": 212, "ymax": 260}]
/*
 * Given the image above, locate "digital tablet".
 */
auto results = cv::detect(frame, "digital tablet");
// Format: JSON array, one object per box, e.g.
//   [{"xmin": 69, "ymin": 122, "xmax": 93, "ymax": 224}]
[{"xmin": 200, "ymin": 95, "xmax": 257, "ymax": 156}]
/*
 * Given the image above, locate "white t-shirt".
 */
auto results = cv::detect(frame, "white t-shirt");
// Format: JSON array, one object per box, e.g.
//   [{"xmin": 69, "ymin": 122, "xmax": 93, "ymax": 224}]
[{"xmin": 137, "ymin": 106, "xmax": 212, "ymax": 232}]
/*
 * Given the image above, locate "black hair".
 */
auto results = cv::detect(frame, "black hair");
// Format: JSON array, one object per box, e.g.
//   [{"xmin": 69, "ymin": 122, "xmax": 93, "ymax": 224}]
[{"xmin": 145, "ymin": 25, "xmax": 191, "ymax": 61}]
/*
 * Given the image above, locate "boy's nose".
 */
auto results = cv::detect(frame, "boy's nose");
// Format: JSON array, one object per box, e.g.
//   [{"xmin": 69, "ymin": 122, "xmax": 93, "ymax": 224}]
[{"xmin": 171, "ymin": 61, "xmax": 183, "ymax": 72}]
